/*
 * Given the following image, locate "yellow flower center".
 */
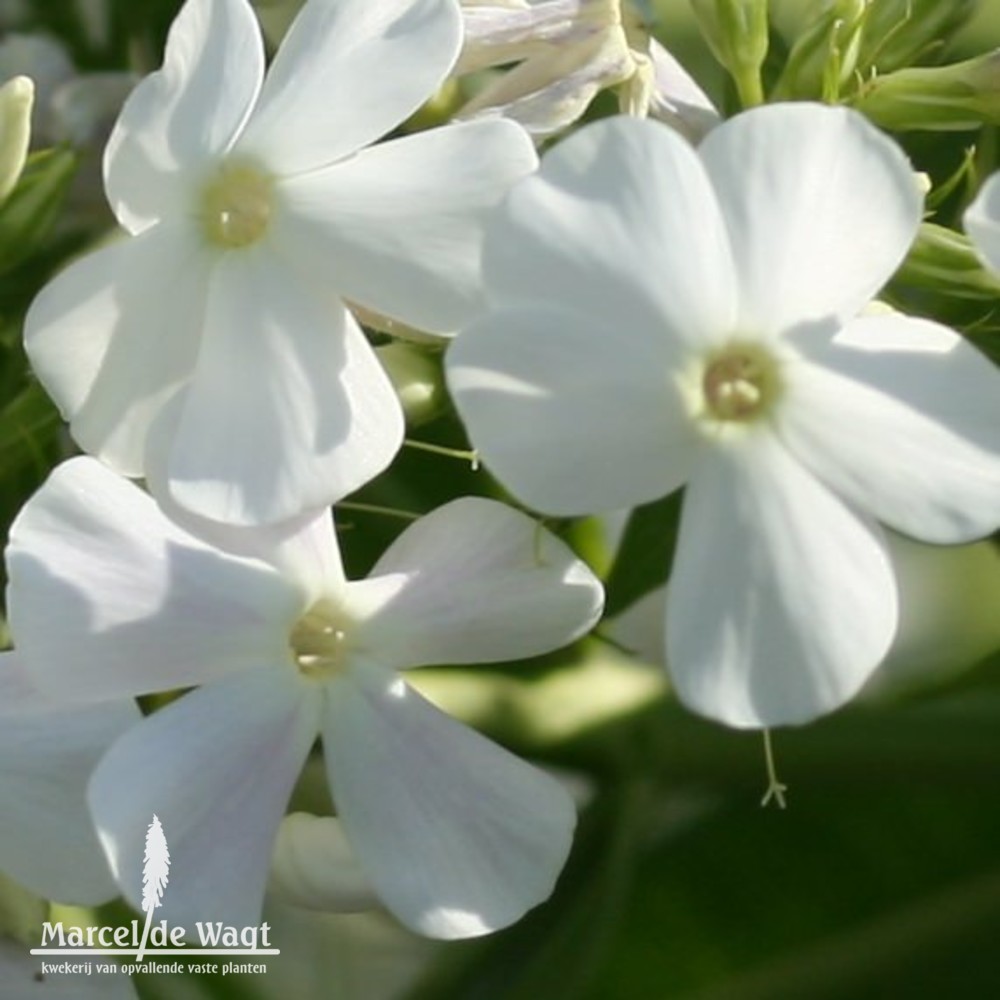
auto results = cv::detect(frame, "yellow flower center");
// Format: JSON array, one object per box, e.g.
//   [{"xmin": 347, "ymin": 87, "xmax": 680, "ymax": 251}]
[
  {"xmin": 700, "ymin": 343, "xmax": 782, "ymax": 423},
  {"xmin": 289, "ymin": 600, "xmax": 355, "ymax": 681},
  {"xmin": 200, "ymin": 161, "xmax": 274, "ymax": 249}
]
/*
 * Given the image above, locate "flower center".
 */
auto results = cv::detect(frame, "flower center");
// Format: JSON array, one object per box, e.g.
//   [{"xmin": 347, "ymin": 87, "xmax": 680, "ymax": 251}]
[
  {"xmin": 700, "ymin": 343, "xmax": 781, "ymax": 423},
  {"xmin": 200, "ymin": 161, "xmax": 274, "ymax": 249},
  {"xmin": 289, "ymin": 599, "xmax": 354, "ymax": 681}
]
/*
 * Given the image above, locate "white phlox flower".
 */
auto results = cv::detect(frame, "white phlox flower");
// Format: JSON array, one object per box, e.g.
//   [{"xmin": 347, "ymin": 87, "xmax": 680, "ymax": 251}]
[
  {"xmin": 6, "ymin": 457, "xmax": 604, "ymax": 939},
  {"xmin": 0, "ymin": 652, "xmax": 140, "ymax": 905},
  {"xmin": 24, "ymin": 0, "xmax": 537, "ymax": 528},
  {"xmin": 964, "ymin": 170, "xmax": 1000, "ymax": 275},
  {"xmin": 457, "ymin": 0, "xmax": 719, "ymax": 139},
  {"xmin": 447, "ymin": 103, "xmax": 1000, "ymax": 729}
]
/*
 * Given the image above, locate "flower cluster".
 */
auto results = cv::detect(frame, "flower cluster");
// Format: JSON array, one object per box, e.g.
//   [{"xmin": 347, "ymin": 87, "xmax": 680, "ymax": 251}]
[{"xmin": 2, "ymin": 0, "xmax": 1000, "ymax": 970}]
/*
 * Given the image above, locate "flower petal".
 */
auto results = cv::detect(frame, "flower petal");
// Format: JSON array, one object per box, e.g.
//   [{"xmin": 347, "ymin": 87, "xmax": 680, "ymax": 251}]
[
  {"xmin": 157, "ymin": 246, "xmax": 403, "ymax": 526},
  {"xmin": 275, "ymin": 119, "xmax": 536, "ymax": 335},
  {"xmin": 698, "ymin": 103, "xmax": 921, "ymax": 334},
  {"xmin": 666, "ymin": 432, "xmax": 897, "ymax": 728},
  {"xmin": 6, "ymin": 457, "xmax": 302, "ymax": 702},
  {"xmin": 448, "ymin": 301, "xmax": 697, "ymax": 514},
  {"xmin": 481, "ymin": 115, "xmax": 737, "ymax": 348},
  {"xmin": 323, "ymin": 665, "xmax": 575, "ymax": 938},
  {"xmin": 779, "ymin": 314, "xmax": 1000, "ymax": 543},
  {"xmin": 24, "ymin": 225, "xmax": 210, "ymax": 476},
  {"xmin": 349, "ymin": 496, "xmax": 603, "ymax": 666},
  {"xmin": 646, "ymin": 39, "xmax": 720, "ymax": 142},
  {"xmin": 964, "ymin": 170, "xmax": 1000, "ymax": 274},
  {"xmin": 457, "ymin": 33, "xmax": 631, "ymax": 138},
  {"xmin": 237, "ymin": 0, "xmax": 461, "ymax": 175},
  {"xmin": 0, "ymin": 652, "xmax": 140, "ymax": 904},
  {"xmin": 88, "ymin": 668, "xmax": 320, "ymax": 931},
  {"xmin": 104, "ymin": 0, "xmax": 264, "ymax": 233}
]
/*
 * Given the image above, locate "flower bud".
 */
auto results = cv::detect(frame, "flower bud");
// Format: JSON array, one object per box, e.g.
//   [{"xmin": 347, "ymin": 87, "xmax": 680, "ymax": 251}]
[
  {"xmin": 375, "ymin": 341, "xmax": 446, "ymax": 427},
  {"xmin": 0, "ymin": 75, "xmax": 32, "ymax": 203},
  {"xmin": 855, "ymin": 0, "xmax": 977, "ymax": 76},
  {"xmin": 852, "ymin": 50, "xmax": 1000, "ymax": 132},
  {"xmin": 894, "ymin": 221, "xmax": 1000, "ymax": 301},
  {"xmin": 773, "ymin": 0, "xmax": 867, "ymax": 101},
  {"xmin": 689, "ymin": 0, "xmax": 768, "ymax": 106}
]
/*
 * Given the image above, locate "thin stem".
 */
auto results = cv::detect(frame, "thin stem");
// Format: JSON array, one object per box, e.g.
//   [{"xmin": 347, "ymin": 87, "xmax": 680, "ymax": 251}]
[
  {"xmin": 760, "ymin": 727, "xmax": 788, "ymax": 809},
  {"xmin": 403, "ymin": 437, "xmax": 480, "ymax": 470},
  {"xmin": 735, "ymin": 66, "xmax": 765, "ymax": 108},
  {"xmin": 336, "ymin": 501, "xmax": 421, "ymax": 522}
]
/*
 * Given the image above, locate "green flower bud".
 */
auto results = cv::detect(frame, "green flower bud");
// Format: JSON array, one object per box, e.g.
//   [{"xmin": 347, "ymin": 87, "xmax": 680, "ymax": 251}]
[
  {"xmin": 375, "ymin": 341, "xmax": 446, "ymax": 427},
  {"xmin": 856, "ymin": 0, "xmax": 978, "ymax": 76},
  {"xmin": 895, "ymin": 221, "xmax": 1000, "ymax": 301},
  {"xmin": 773, "ymin": 0, "xmax": 868, "ymax": 101},
  {"xmin": 852, "ymin": 50, "xmax": 1000, "ymax": 132},
  {"xmin": 689, "ymin": 0, "xmax": 769, "ymax": 107},
  {"xmin": 0, "ymin": 75, "xmax": 32, "ymax": 203}
]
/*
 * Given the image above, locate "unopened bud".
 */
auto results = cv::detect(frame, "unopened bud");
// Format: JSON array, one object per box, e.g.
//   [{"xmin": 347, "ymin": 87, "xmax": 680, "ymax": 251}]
[
  {"xmin": 853, "ymin": 50, "xmax": 1000, "ymax": 132},
  {"xmin": 0, "ymin": 75, "xmax": 32, "ymax": 203},
  {"xmin": 376, "ymin": 341, "xmax": 446, "ymax": 427},
  {"xmin": 856, "ymin": 0, "xmax": 977, "ymax": 76},
  {"xmin": 895, "ymin": 221, "xmax": 1000, "ymax": 301},
  {"xmin": 773, "ymin": 0, "xmax": 867, "ymax": 101},
  {"xmin": 690, "ymin": 0, "xmax": 768, "ymax": 106}
]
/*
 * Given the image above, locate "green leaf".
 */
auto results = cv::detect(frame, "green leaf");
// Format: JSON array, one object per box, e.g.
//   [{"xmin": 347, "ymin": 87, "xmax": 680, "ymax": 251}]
[{"xmin": 604, "ymin": 490, "xmax": 683, "ymax": 617}]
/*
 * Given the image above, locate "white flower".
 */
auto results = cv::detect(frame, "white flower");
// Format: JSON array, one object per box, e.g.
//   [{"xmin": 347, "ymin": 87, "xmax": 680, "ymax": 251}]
[
  {"xmin": 0, "ymin": 652, "xmax": 139, "ymax": 904},
  {"xmin": 23, "ymin": 0, "xmax": 537, "ymax": 527},
  {"xmin": 964, "ymin": 170, "xmax": 1000, "ymax": 275},
  {"xmin": 456, "ymin": 0, "xmax": 718, "ymax": 139},
  {"xmin": 6, "ymin": 457, "xmax": 603, "ymax": 938},
  {"xmin": 447, "ymin": 103, "xmax": 1000, "ymax": 729}
]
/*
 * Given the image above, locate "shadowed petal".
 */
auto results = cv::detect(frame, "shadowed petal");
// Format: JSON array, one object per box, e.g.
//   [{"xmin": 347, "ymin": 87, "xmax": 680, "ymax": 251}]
[
  {"xmin": 667, "ymin": 432, "xmax": 897, "ymax": 728},
  {"xmin": 322, "ymin": 665, "xmax": 575, "ymax": 939}
]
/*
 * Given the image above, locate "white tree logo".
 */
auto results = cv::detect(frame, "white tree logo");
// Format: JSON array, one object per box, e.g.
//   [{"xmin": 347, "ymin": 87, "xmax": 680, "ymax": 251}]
[{"xmin": 136, "ymin": 814, "xmax": 170, "ymax": 960}]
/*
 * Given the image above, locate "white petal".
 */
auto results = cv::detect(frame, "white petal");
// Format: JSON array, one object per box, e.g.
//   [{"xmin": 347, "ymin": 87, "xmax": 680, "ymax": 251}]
[
  {"xmin": 964, "ymin": 170, "xmax": 1000, "ymax": 274},
  {"xmin": 24, "ymin": 225, "xmax": 210, "ymax": 476},
  {"xmin": 322, "ymin": 665, "xmax": 575, "ymax": 938},
  {"xmin": 275, "ymin": 119, "xmax": 536, "ymax": 335},
  {"xmin": 448, "ymin": 301, "xmax": 697, "ymax": 514},
  {"xmin": 699, "ymin": 103, "xmax": 921, "ymax": 334},
  {"xmin": 268, "ymin": 813, "xmax": 377, "ymax": 912},
  {"xmin": 88, "ymin": 668, "xmax": 320, "ymax": 931},
  {"xmin": 457, "ymin": 0, "xmax": 588, "ymax": 73},
  {"xmin": 103, "ymin": 0, "xmax": 264, "ymax": 233},
  {"xmin": 157, "ymin": 247, "xmax": 403, "ymax": 526},
  {"xmin": 349, "ymin": 496, "xmax": 603, "ymax": 666},
  {"xmin": 666, "ymin": 432, "xmax": 897, "ymax": 728},
  {"xmin": 779, "ymin": 314, "xmax": 1000, "ymax": 543},
  {"xmin": 482, "ymin": 115, "xmax": 737, "ymax": 347},
  {"xmin": 0, "ymin": 652, "xmax": 140, "ymax": 904},
  {"xmin": 6, "ymin": 457, "xmax": 303, "ymax": 702},
  {"xmin": 457, "ymin": 33, "xmax": 631, "ymax": 138},
  {"xmin": 647, "ymin": 39, "xmax": 720, "ymax": 142},
  {"xmin": 237, "ymin": 0, "xmax": 461, "ymax": 175}
]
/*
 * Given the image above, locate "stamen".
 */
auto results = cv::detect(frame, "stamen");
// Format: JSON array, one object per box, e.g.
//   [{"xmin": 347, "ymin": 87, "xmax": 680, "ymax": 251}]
[
  {"xmin": 290, "ymin": 600, "xmax": 354, "ymax": 680},
  {"xmin": 200, "ymin": 161, "xmax": 274, "ymax": 249},
  {"xmin": 700, "ymin": 343, "xmax": 781, "ymax": 423}
]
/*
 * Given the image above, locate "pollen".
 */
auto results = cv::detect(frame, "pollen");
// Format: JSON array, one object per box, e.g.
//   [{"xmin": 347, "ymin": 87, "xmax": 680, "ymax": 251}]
[
  {"xmin": 701, "ymin": 343, "xmax": 782, "ymax": 423},
  {"xmin": 200, "ymin": 161, "xmax": 274, "ymax": 249},
  {"xmin": 289, "ymin": 599, "xmax": 354, "ymax": 680}
]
